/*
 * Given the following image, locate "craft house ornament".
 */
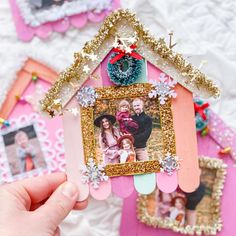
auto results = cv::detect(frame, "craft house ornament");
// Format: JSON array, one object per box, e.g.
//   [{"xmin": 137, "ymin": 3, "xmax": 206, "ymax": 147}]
[
  {"xmin": 0, "ymin": 58, "xmax": 65, "ymax": 183},
  {"xmin": 10, "ymin": 0, "xmax": 119, "ymax": 41},
  {"xmin": 41, "ymin": 9, "xmax": 220, "ymax": 202}
]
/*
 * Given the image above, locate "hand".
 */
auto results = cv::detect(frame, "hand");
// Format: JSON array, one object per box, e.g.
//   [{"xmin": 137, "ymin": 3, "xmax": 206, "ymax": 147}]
[{"xmin": 0, "ymin": 173, "xmax": 88, "ymax": 236}]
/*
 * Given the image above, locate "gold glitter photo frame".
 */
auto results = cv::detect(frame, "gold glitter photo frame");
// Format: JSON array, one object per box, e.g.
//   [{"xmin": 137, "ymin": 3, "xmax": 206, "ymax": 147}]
[
  {"xmin": 137, "ymin": 156, "xmax": 227, "ymax": 235},
  {"xmin": 80, "ymin": 83, "xmax": 176, "ymax": 177}
]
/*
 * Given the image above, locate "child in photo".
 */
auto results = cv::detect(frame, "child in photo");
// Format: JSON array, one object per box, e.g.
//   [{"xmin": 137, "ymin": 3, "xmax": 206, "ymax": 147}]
[
  {"xmin": 116, "ymin": 99, "xmax": 139, "ymax": 135},
  {"xmin": 169, "ymin": 196, "xmax": 186, "ymax": 226},
  {"xmin": 118, "ymin": 135, "xmax": 136, "ymax": 163},
  {"xmin": 15, "ymin": 131, "xmax": 36, "ymax": 173}
]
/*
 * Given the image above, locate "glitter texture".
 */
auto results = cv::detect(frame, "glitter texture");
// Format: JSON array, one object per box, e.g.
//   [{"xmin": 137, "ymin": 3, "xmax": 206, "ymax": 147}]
[
  {"xmin": 137, "ymin": 156, "xmax": 227, "ymax": 235},
  {"xmin": 40, "ymin": 9, "xmax": 220, "ymax": 116},
  {"xmin": 80, "ymin": 83, "xmax": 175, "ymax": 176}
]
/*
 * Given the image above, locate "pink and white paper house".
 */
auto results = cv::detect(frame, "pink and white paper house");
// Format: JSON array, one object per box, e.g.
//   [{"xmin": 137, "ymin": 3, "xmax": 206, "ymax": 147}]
[{"xmin": 40, "ymin": 9, "xmax": 220, "ymax": 202}]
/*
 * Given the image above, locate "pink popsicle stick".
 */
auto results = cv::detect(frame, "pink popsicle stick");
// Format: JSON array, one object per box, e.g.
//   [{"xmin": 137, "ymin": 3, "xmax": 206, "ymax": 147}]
[
  {"xmin": 172, "ymin": 85, "xmax": 200, "ymax": 192},
  {"xmin": 90, "ymin": 179, "xmax": 112, "ymax": 200},
  {"xmin": 111, "ymin": 176, "xmax": 134, "ymax": 198},
  {"xmin": 146, "ymin": 62, "xmax": 179, "ymax": 191},
  {"xmin": 156, "ymin": 171, "xmax": 178, "ymax": 193},
  {"xmin": 63, "ymin": 100, "xmax": 89, "ymax": 201}
]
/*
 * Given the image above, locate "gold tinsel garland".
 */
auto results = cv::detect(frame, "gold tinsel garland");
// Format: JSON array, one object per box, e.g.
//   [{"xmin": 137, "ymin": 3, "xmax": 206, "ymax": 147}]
[
  {"xmin": 40, "ymin": 9, "xmax": 220, "ymax": 116},
  {"xmin": 137, "ymin": 156, "xmax": 227, "ymax": 235}
]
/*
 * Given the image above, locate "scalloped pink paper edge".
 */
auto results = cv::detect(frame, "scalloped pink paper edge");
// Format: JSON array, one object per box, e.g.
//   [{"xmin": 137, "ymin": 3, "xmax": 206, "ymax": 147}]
[{"xmin": 9, "ymin": 0, "xmax": 120, "ymax": 41}]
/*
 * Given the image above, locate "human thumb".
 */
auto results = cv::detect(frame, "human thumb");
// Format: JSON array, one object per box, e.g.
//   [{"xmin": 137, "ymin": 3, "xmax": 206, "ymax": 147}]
[{"xmin": 36, "ymin": 182, "xmax": 79, "ymax": 230}]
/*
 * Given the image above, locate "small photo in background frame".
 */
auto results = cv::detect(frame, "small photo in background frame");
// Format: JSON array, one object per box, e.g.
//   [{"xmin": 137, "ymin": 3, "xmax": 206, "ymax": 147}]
[
  {"xmin": 0, "ymin": 113, "xmax": 57, "ymax": 183},
  {"xmin": 29, "ymin": 0, "xmax": 66, "ymax": 10},
  {"xmin": 2, "ymin": 124, "xmax": 46, "ymax": 176},
  {"xmin": 137, "ymin": 156, "xmax": 227, "ymax": 235}
]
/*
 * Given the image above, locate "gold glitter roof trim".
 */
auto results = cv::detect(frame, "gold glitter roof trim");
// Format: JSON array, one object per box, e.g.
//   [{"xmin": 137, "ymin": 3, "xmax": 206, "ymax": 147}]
[{"xmin": 41, "ymin": 9, "xmax": 220, "ymax": 116}]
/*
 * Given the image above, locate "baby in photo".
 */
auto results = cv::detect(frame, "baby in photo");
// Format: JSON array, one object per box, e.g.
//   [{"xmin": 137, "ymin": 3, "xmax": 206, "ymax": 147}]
[
  {"xmin": 116, "ymin": 99, "xmax": 139, "ymax": 135},
  {"xmin": 15, "ymin": 131, "xmax": 36, "ymax": 173},
  {"xmin": 118, "ymin": 135, "xmax": 136, "ymax": 163}
]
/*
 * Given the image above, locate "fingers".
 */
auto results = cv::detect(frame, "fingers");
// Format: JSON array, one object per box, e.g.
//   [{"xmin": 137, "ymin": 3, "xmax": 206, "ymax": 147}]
[
  {"xmin": 36, "ymin": 182, "xmax": 79, "ymax": 229},
  {"xmin": 54, "ymin": 227, "xmax": 61, "ymax": 236},
  {"xmin": 0, "ymin": 173, "xmax": 66, "ymax": 211},
  {"xmin": 30, "ymin": 197, "xmax": 88, "ymax": 211},
  {"xmin": 73, "ymin": 199, "xmax": 88, "ymax": 210},
  {"xmin": 19, "ymin": 172, "xmax": 66, "ymax": 204}
]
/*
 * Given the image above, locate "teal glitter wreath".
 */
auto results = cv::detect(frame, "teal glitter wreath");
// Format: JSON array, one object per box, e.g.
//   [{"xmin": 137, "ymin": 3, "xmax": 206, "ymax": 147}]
[{"xmin": 107, "ymin": 53, "xmax": 143, "ymax": 85}]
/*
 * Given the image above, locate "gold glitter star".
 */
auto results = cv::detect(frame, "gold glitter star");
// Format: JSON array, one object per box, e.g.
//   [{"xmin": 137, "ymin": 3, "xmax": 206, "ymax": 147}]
[
  {"xmin": 83, "ymin": 65, "xmax": 90, "ymax": 74},
  {"xmin": 127, "ymin": 36, "xmax": 136, "ymax": 44},
  {"xmin": 49, "ymin": 110, "xmax": 55, "ymax": 118},
  {"xmin": 69, "ymin": 107, "xmax": 79, "ymax": 116},
  {"xmin": 53, "ymin": 99, "xmax": 61, "ymax": 105},
  {"xmin": 112, "ymin": 40, "xmax": 120, "ymax": 48},
  {"xmin": 90, "ymin": 54, "xmax": 98, "ymax": 61},
  {"xmin": 125, "ymin": 46, "xmax": 133, "ymax": 54},
  {"xmin": 81, "ymin": 51, "xmax": 98, "ymax": 61}
]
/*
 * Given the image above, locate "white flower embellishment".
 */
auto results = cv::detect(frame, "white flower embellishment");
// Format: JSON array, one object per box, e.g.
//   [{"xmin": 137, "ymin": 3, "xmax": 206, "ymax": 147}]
[
  {"xmin": 81, "ymin": 158, "xmax": 109, "ymax": 189},
  {"xmin": 160, "ymin": 152, "xmax": 180, "ymax": 175},
  {"xmin": 149, "ymin": 73, "xmax": 177, "ymax": 105},
  {"xmin": 76, "ymin": 86, "xmax": 98, "ymax": 107}
]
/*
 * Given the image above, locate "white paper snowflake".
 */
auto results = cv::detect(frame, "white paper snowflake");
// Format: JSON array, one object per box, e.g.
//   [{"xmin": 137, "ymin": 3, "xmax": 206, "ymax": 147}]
[
  {"xmin": 76, "ymin": 86, "xmax": 98, "ymax": 107},
  {"xmin": 160, "ymin": 152, "xmax": 180, "ymax": 175},
  {"xmin": 149, "ymin": 73, "xmax": 177, "ymax": 105},
  {"xmin": 81, "ymin": 158, "xmax": 109, "ymax": 189}
]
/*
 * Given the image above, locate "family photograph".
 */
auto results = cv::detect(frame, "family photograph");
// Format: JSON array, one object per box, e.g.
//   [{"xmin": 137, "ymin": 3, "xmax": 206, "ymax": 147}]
[{"xmin": 94, "ymin": 97, "xmax": 159, "ymax": 165}]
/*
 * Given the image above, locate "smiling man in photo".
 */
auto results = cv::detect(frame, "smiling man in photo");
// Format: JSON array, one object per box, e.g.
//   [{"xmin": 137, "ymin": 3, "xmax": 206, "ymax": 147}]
[{"xmin": 131, "ymin": 98, "xmax": 152, "ymax": 161}]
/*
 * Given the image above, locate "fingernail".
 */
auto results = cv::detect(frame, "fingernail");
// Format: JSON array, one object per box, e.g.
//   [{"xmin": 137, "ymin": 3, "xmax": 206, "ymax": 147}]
[{"xmin": 61, "ymin": 182, "xmax": 78, "ymax": 198}]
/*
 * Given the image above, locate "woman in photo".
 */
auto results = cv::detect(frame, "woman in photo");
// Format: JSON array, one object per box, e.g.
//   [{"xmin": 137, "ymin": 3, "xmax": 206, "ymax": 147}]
[
  {"xmin": 117, "ymin": 134, "xmax": 136, "ymax": 163},
  {"xmin": 94, "ymin": 114, "xmax": 120, "ymax": 164},
  {"xmin": 15, "ymin": 131, "xmax": 36, "ymax": 173}
]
